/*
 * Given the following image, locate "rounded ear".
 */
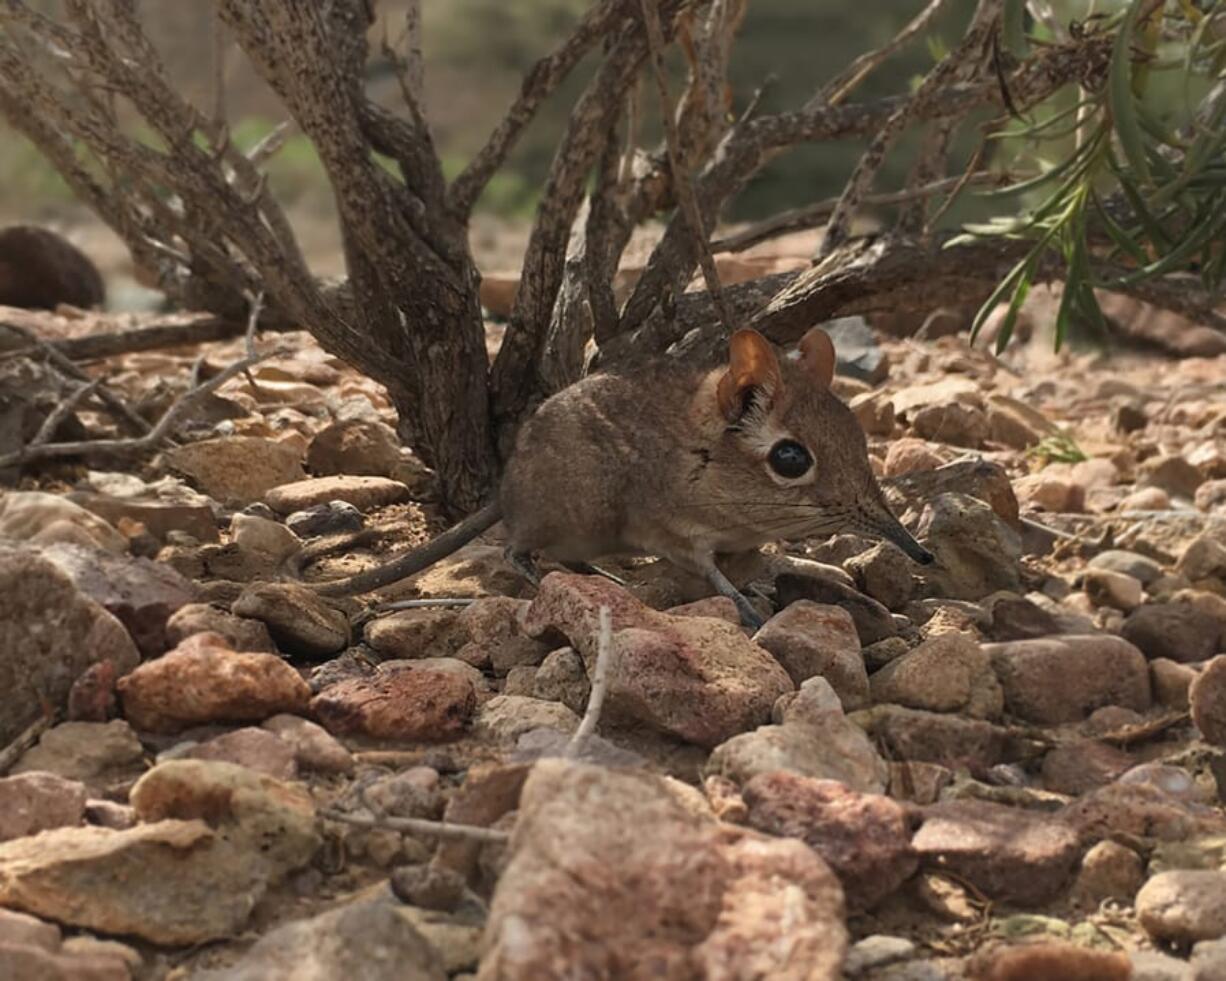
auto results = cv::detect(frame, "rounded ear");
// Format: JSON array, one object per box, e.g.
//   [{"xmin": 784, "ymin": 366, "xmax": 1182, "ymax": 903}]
[
  {"xmin": 797, "ymin": 327, "xmax": 836, "ymax": 389},
  {"xmin": 717, "ymin": 329, "xmax": 782, "ymax": 422}
]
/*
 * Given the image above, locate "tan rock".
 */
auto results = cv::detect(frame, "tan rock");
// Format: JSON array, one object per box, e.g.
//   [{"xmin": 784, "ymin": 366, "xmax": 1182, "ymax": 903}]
[
  {"xmin": 162, "ymin": 436, "xmax": 305, "ymax": 505},
  {"xmin": 264, "ymin": 475, "xmax": 411, "ymax": 514}
]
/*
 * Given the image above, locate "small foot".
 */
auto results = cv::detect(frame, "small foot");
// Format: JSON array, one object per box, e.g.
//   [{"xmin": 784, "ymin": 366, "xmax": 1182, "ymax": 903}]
[
  {"xmin": 505, "ymin": 548, "xmax": 541, "ymax": 585},
  {"xmin": 705, "ymin": 563, "xmax": 767, "ymax": 630}
]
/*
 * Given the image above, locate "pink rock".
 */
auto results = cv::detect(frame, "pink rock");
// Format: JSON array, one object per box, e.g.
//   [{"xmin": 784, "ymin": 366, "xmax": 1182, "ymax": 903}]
[
  {"xmin": 742, "ymin": 772, "xmax": 917, "ymax": 910},
  {"xmin": 666, "ymin": 596, "xmax": 742, "ymax": 624},
  {"xmin": 0, "ymin": 908, "xmax": 60, "ymax": 950},
  {"xmin": 983, "ymin": 635, "xmax": 1151, "ymax": 723},
  {"xmin": 311, "ymin": 667, "xmax": 476, "ymax": 742},
  {"xmin": 0, "ymin": 943, "xmax": 131, "ymax": 981},
  {"xmin": 912, "ymin": 799, "xmax": 1081, "ymax": 905},
  {"xmin": 116, "ymin": 633, "xmax": 310, "ymax": 733},
  {"xmin": 754, "ymin": 601, "xmax": 867, "ymax": 708},
  {"xmin": 0, "ymin": 772, "xmax": 87, "ymax": 842},
  {"xmin": 66, "ymin": 661, "xmax": 116, "ymax": 723},
  {"xmin": 883, "ymin": 439, "xmax": 945, "ymax": 477},
  {"xmin": 1119, "ymin": 487, "xmax": 1172, "ymax": 511},
  {"xmin": 457, "ymin": 596, "xmax": 549, "ymax": 675},
  {"xmin": 523, "ymin": 574, "xmax": 794, "ymax": 748},
  {"xmin": 857, "ymin": 705, "xmax": 1011, "ymax": 772},
  {"xmin": 481, "ymin": 759, "xmax": 848, "ymax": 980},
  {"xmin": 1121, "ymin": 604, "xmax": 1220, "ymax": 663},
  {"xmin": 165, "ymin": 603, "xmax": 276, "ymax": 654},
  {"xmin": 263, "ymin": 475, "xmax": 410, "ymax": 515},
  {"xmin": 182, "ymin": 727, "xmax": 297, "ymax": 779},
  {"xmin": 1013, "ymin": 474, "xmax": 1086, "ymax": 513},
  {"xmin": 261, "ymin": 714, "xmax": 353, "ymax": 773}
]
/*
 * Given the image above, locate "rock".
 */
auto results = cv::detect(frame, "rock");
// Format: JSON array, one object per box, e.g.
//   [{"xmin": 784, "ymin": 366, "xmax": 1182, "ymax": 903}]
[
  {"xmin": 457, "ymin": 597, "xmax": 550, "ymax": 674},
  {"xmin": 1013, "ymin": 473, "xmax": 1086, "ymax": 513},
  {"xmin": 231, "ymin": 582, "xmax": 349, "ymax": 659},
  {"xmin": 192, "ymin": 899, "xmax": 445, "ymax": 981},
  {"xmin": 911, "ymin": 401, "xmax": 988, "ymax": 448},
  {"xmin": 850, "ymin": 391, "xmax": 895, "ymax": 436},
  {"xmin": 1089, "ymin": 549, "xmax": 1164, "ymax": 585},
  {"xmin": 706, "ymin": 717, "xmax": 888, "ymax": 793},
  {"xmin": 69, "ymin": 489, "xmax": 219, "ymax": 545},
  {"xmin": 1142, "ymin": 455, "xmax": 1206, "ymax": 500},
  {"xmin": 285, "ymin": 500, "xmax": 364, "ymax": 537},
  {"xmin": 775, "ymin": 676, "xmax": 846, "ymax": 726},
  {"xmin": 0, "ymin": 545, "xmax": 139, "ymax": 746},
  {"xmin": 533, "ymin": 647, "xmax": 591, "ymax": 715},
  {"xmin": 846, "ymin": 541, "xmax": 915, "ymax": 611},
  {"xmin": 475, "ymin": 695, "xmax": 581, "ymax": 744},
  {"xmin": 1153, "ymin": 658, "xmax": 1197, "ymax": 709},
  {"xmin": 0, "ymin": 943, "xmax": 132, "ymax": 980},
  {"xmin": 1197, "ymin": 479, "xmax": 1226, "ymax": 513},
  {"xmin": 974, "ymin": 945, "xmax": 1130, "ymax": 981},
  {"xmin": 35, "ymin": 542, "xmax": 196, "ymax": 657},
  {"xmin": 181, "ymin": 727, "xmax": 297, "ymax": 779},
  {"xmin": 0, "ymin": 224, "xmax": 104, "ymax": 309},
  {"xmin": 1191, "ymin": 657, "xmax": 1226, "ymax": 746},
  {"xmin": 1063, "ymin": 783, "xmax": 1226, "ymax": 844},
  {"xmin": 310, "ymin": 664, "xmax": 476, "ymax": 741},
  {"xmin": 1040, "ymin": 740, "xmax": 1134, "ymax": 795},
  {"xmin": 522, "ymin": 574, "xmax": 793, "ymax": 748},
  {"xmin": 885, "ymin": 458, "xmax": 1021, "ymax": 532},
  {"xmin": 11, "ymin": 721, "xmax": 144, "ymax": 794},
  {"xmin": 1137, "ymin": 870, "xmax": 1226, "ymax": 944},
  {"xmin": 825, "ymin": 316, "xmax": 888, "ymax": 383},
  {"xmin": 869, "ymin": 633, "xmax": 1003, "ymax": 719},
  {"xmin": 164, "ymin": 603, "xmax": 275, "ymax": 653},
  {"xmin": 911, "ymin": 799, "xmax": 1081, "ymax": 905},
  {"xmin": 1083, "ymin": 569, "xmax": 1144, "ymax": 612},
  {"xmin": 0, "ymin": 907, "xmax": 60, "ymax": 949},
  {"xmin": 1121, "ymin": 486, "xmax": 1172, "ymax": 511},
  {"xmin": 775, "ymin": 572, "xmax": 898, "ymax": 646},
  {"xmin": 364, "ymin": 608, "xmax": 464, "ymax": 660},
  {"xmin": 481, "ymin": 759, "xmax": 848, "ymax": 980},
  {"xmin": 363, "ymin": 766, "xmax": 441, "ymax": 819},
  {"xmin": 753, "ymin": 601, "xmax": 868, "ymax": 708},
  {"xmin": 854, "ymin": 705, "xmax": 1013, "ymax": 771},
  {"xmin": 64, "ymin": 661, "xmax": 116, "ymax": 723},
  {"xmin": 163, "ymin": 437, "xmax": 305, "ymax": 506},
  {"xmin": 306, "ymin": 419, "xmax": 402, "ymax": 478},
  {"xmin": 981, "ymin": 593, "xmax": 1064, "ymax": 641},
  {"xmin": 84, "ymin": 800, "xmax": 135, "ymax": 831},
  {"xmin": 1193, "ymin": 938, "xmax": 1226, "ymax": 980},
  {"xmin": 1177, "ymin": 532, "xmax": 1226, "ymax": 583},
  {"xmin": 742, "ymin": 772, "xmax": 916, "ymax": 910},
  {"xmin": 504, "ymin": 665, "xmax": 537, "ymax": 695},
  {"xmin": 0, "ymin": 772, "xmax": 87, "ymax": 843},
  {"xmin": 0, "ymin": 492, "xmax": 128, "ymax": 553},
  {"xmin": 1122, "ymin": 604, "xmax": 1221, "ymax": 663},
  {"xmin": 984, "ymin": 635, "xmax": 1151, "ymax": 724},
  {"xmin": 229, "ymin": 514, "xmax": 301, "ymax": 564},
  {"xmin": 116, "ymin": 634, "xmax": 310, "ymax": 733},
  {"xmin": 1131, "ymin": 950, "xmax": 1196, "ymax": 981},
  {"xmin": 264, "ymin": 475, "xmax": 411, "ymax": 515},
  {"xmin": 844, "ymin": 935, "xmax": 916, "ymax": 977},
  {"xmin": 261, "ymin": 714, "xmax": 353, "ymax": 773},
  {"xmin": 1073, "ymin": 840, "xmax": 1146, "ymax": 906},
  {"xmin": 916, "ymin": 493, "xmax": 1022, "ymax": 601},
  {"xmin": 986, "ymin": 396, "xmax": 1056, "ymax": 450},
  {"xmin": 884, "ymin": 439, "xmax": 947, "ymax": 477}
]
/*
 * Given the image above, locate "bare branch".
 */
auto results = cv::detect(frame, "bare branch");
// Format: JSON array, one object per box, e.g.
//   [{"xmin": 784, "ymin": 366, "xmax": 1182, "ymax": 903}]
[
  {"xmin": 638, "ymin": 0, "xmax": 733, "ymax": 332},
  {"xmin": 813, "ymin": 0, "xmax": 955, "ymax": 108},
  {"xmin": 29, "ymin": 378, "xmax": 102, "ymax": 448},
  {"xmin": 448, "ymin": 0, "xmax": 635, "ymax": 217},
  {"xmin": 319, "ymin": 807, "xmax": 510, "ymax": 844},
  {"xmin": 0, "ymin": 348, "xmax": 278, "ymax": 470}
]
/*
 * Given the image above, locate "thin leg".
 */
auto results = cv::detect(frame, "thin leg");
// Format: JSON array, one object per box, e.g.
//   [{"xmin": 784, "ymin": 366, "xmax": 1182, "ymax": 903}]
[
  {"xmin": 505, "ymin": 548, "xmax": 541, "ymax": 585},
  {"xmin": 704, "ymin": 563, "xmax": 765, "ymax": 631}
]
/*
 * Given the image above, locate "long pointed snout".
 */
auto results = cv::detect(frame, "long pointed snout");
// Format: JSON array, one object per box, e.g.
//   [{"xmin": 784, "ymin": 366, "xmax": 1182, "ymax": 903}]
[{"xmin": 861, "ymin": 498, "xmax": 934, "ymax": 565}]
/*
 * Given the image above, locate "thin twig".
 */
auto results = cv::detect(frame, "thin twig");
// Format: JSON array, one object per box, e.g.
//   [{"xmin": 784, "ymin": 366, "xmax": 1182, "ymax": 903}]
[
  {"xmin": 0, "ymin": 713, "xmax": 53, "ymax": 776},
  {"xmin": 0, "ymin": 320, "xmax": 151, "ymax": 436},
  {"xmin": 568, "ymin": 605, "xmax": 614, "ymax": 754},
  {"xmin": 638, "ymin": 0, "xmax": 733, "ymax": 332},
  {"xmin": 29, "ymin": 378, "xmax": 102, "ymax": 448},
  {"xmin": 813, "ymin": 0, "xmax": 955, "ymax": 108},
  {"xmin": 709, "ymin": 172, "xmax": 1005, "ymax": 254},
  {"xmin": 373, "ymin": 598, "xmax": 479, "ymax": 613},
  {"xmin": 0, "ymin": 348, "xmax": 279, "ymax": 469},
  {"xmin": 319, "ymin": 807, "xmax": 510, "ymax": 844}
]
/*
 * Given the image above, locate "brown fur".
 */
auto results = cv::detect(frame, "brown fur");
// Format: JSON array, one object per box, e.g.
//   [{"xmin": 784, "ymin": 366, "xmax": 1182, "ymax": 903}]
[
  {"xmin": 500, "ymin": 327, "xmax": 926, "ymax": 581},
  {"xmin": 970, "ymin": 944, "xmax": 1132, "ymax": 981}
]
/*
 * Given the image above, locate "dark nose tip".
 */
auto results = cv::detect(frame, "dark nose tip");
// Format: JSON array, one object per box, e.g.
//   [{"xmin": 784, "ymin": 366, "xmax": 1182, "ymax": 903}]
[{"xmin": 913, "ymin": 545, "xmax": 935, "ymax": 566}]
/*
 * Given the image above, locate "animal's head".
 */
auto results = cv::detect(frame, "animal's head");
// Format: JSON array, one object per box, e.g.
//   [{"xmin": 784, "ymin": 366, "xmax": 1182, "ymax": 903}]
[{"xmin": 701, "ymin": 326, "xmax": 933, "ymax": 563}]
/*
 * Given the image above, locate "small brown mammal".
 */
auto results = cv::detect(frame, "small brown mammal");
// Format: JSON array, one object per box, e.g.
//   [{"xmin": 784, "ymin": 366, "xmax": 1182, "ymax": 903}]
[
  {"xmin": 0, "ymin": 225, "xmax": 105, "ymax": 310},
  {"xmin": 314, "ymin": 326, "xmax": 931, "ymax": 627}
]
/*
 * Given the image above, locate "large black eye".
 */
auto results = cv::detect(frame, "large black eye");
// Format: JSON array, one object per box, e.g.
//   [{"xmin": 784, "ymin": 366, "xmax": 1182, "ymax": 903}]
[{"xmin": 768, "ymin": 440, "xmax": 813, "ymax": 479}]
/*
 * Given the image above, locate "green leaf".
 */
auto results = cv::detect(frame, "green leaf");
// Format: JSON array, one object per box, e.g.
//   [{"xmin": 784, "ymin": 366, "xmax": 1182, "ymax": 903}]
[{"xmin": 1109, "ymin": 0, "xmax": 1153, "ymax": 185}]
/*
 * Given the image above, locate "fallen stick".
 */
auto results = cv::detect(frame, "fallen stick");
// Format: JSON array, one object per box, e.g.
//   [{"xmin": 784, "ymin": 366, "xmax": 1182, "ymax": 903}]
[{"xmin": 318, "ymin": 807, "xmax": 510, "ymax": 844}]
